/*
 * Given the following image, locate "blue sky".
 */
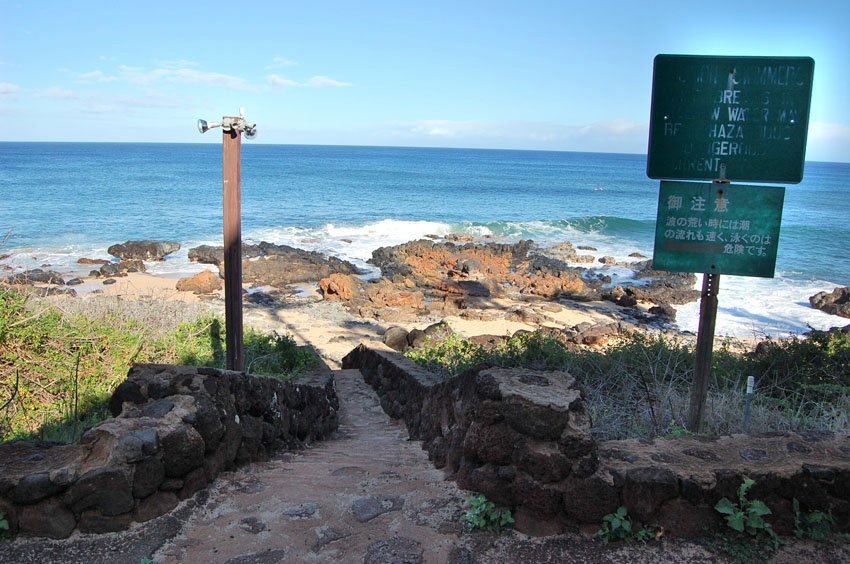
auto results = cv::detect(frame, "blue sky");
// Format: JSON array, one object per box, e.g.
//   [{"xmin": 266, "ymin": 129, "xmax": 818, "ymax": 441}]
[{"xmin": 2, "ymin": 1, "xmax": 848, "ymax": 161}]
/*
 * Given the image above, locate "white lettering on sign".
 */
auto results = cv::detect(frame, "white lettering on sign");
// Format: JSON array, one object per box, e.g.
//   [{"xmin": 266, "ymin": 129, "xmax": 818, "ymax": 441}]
[
  {"xmin": 667, "ymin": 195, "xmax": 683, "ymax": 210},
  {"xmin": 651, "ymin": 57, "xmax": 812, "ymax": 181},
  {"xmin": 709, "ymin": 124, "xmax": 744, "ymax": 139},
  {"xmin": 711, "ymin": 141, "xmax": 741, "ymax": 156},
  {"xmin": 727, "ymin": 106, "xmax": 747, "ymax": 121},
  {"xmin": 717, "ymin": 90, "xmax": 741, "ymax": 104},
  {"xmin": 660, "ymin": 190, "xmax": 778, "ymax": 266},
  {"xmin": 755, "ymin": 65, "xmax": 806, "ymax": 87},
  {"xmin": 672, "ymin": 157, "xmax": 722, "ymax": 173},
  {"xmin": 664, "ymin": 122, "xmax": 683, "ymax": 136}
]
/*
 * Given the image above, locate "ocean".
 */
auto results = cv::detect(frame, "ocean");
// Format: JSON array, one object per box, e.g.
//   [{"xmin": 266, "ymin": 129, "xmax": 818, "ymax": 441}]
[{"xmin": 1, "ymin": 142, "xmax": 848, "ymax": 338}]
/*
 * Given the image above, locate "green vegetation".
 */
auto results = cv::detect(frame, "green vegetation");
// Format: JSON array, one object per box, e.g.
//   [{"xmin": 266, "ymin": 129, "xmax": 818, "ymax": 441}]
[
  {"xmin": 0, "ymin": 511, "xmax": 8, "ymax": 539},
  {"xmin": 0, "ymin": 288, "xmax": 314, "ymax": 443},
  {"xmin": 793, "ymin": 498, "xmax": 839, "ymax": 541},
  {"xmin": 405, "ymin": 329, "xmax": 850, "ymax": 439},
  {"xmin": 596, "ymin": 506, "xmax": 655, "ymax": 543},
  {"xmin": 714, "ymin": 478, "xmax": 777, "ymax": 539},
  {"xmin": 706, "ymin": 478, "xmax": 782, "ymax": 563},
  {"xmin": 461, "ymin": 494, "xmax": 514, "ymax": 532}
]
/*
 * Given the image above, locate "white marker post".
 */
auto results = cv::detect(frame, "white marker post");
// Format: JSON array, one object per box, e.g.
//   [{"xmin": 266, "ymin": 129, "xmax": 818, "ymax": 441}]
[{"xmin": 743, "ymin": 375, "xmax": 755, "ymax": 433}]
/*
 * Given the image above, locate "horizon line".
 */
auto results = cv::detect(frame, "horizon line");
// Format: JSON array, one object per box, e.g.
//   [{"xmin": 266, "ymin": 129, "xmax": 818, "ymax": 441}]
[{"xmin": 1, "ymin": 141, "xmax": 847, "ymax": 165}]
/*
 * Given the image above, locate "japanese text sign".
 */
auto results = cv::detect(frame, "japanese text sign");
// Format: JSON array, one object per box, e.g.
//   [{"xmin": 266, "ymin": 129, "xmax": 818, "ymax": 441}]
[
  {"xmin": 647, "ymin": 55, "xmax": 814, "ymax": 183},
  {"xmin": 653, "ymin": 181, "xmax": 784, "ymax": 278}
]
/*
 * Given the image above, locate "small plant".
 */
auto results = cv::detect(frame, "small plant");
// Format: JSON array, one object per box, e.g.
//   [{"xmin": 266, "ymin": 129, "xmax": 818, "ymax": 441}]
[
  {"xmin": 596, "ymin": 506, "xmax": 655, "ymax": 543},
  {"xmin": 597, "ymin": 506, "xmax": 634, "ymax": 542},
  {"xmin": 0, "ymin": 511, "xmax": 9, "ymax": 539},
  {"xmin": 793, "ymin": 498, "xmax": 835, "ymax": 541},
  {"xmin": 461, "ymin": 494, "xmax": 514, "ymax": 532},
  {"xmin": 714, "ymin": 477, "xmax": 777, "ymax": 540},
  {"xmin": 663, "ymin": 419, "xmax": 694, "ymax": 439}
]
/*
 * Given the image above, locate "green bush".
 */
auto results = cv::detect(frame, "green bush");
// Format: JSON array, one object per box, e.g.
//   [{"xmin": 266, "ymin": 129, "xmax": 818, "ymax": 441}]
[
  {"xmin": 461, "ymin": 494, "xmax": 514, "ymax": 532},
  {"xmin": 0, "ymin": 288, "xmax": 312, "ymax": 443},
  {"xmin": 714, "ymin": 478, "xmax": 777, "ymax": 539},
  {"xmin": 793, "ymin": 498, "xmax": 836, "ymax": 541},
  {"xmin": 405, "ymin": 328, "xmax": 850, "ymax": 439},
  {"xmin": 405, "ymin": 333, "xmax": 488, "ymax": 376},
  {"xmin": 596, "ymin": 506, "xmax": 655, "ymax": 543}
]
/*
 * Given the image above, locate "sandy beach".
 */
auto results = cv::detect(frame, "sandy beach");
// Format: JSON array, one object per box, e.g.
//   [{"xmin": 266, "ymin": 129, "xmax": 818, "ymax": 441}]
[{"xmin": 55, "ymin": 269, "xmax": 636, "ymax": 368}]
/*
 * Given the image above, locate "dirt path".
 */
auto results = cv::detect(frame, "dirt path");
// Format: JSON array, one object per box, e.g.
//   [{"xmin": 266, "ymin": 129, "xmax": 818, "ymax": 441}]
[
  {"xmin": 145, "ymin": 371, "xmax": 747, "ymax": 564},
  {"xmin": 152, "ymin": 369, "xmax": 469, "ymax": 563}
]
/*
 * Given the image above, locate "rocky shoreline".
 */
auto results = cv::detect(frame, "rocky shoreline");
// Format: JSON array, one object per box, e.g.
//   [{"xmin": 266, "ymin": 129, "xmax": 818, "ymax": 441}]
[{"xmin": 3, "ymin": 237, "xmax": 850, "ymax": 350}]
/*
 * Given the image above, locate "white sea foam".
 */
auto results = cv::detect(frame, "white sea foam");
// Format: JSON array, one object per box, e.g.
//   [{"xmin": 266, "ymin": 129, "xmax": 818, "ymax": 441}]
[
  {"xmin": 245, "ymin": 219, "xmax": 452, "ymax": 275},
  {"xmin": 674, "ymin": 274, "xmax": 847, "ymax": 338},
  {"xmin": 4, "ymin": 218, "xmax": 845, "ymax": 340}
]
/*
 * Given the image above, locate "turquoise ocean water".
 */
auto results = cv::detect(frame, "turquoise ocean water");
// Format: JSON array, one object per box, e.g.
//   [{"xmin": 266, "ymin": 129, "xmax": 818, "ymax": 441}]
[{"xmin": 1, "ymin": 142, "xmax": 848, "ymax": 337}]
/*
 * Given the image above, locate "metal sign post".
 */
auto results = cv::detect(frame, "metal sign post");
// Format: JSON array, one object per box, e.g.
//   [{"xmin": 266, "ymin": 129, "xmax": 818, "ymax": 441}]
[
  {"xmin": 222, "ymin": 125, "xmax": 243, "ymax": 371},
  {"xmin": 687, "ymin": 270, "xmax": 720, "ymax": 431},
  {"xmin": 198, "ymin": 110, "xmax": 257, "ymax": 372}
]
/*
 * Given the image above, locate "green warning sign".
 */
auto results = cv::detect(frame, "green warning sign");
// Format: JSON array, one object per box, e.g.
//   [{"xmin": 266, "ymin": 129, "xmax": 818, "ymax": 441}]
[
  {"xmin": 653, "ymin": 181, "xmax": 785, "ymax": 278},
  {"xmin": 647, "ymin": 55, "xmax": 814, "ymax": 183}
]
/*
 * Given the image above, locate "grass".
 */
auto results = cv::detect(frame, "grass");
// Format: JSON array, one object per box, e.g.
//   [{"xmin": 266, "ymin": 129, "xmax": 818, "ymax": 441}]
[
  {"xmin": 405, "ymin": 329, "xmax": 850, "ymax": 440},
  {"xmin": 0, "ymin": 287, "xmax": 314, "ymax": 443}
]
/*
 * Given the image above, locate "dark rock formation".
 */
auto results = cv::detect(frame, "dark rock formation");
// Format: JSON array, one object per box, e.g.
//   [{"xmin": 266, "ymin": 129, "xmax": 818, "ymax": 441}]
[
  {"xmin": 810, "ymin": 287, "xmax": 850, "ymax": 318},
  {"xmin": 382, "ymin": 326, "xmax": 410, "ymax": 352},
  {"xmin": 77, "ymin": 258, "xmax": 110, "ymax": 265},
  {"xmin": 628, "ymin": 261, "xmax": 700, "ymax": 305},
  {"xmin": 188, "ymin": 242, "xmax": 359, "ymax": 289},
  {"xmin": 107, "ymin": 240, "xmax": 180, "ymax": 261},
  {"xmin": 97, "ymin": 260, "xmax": 147, "ymax": 278},
  {"xmin": 4, "ymin": 269, "xmax": 65, "ymax": 285},
  {"xmin": 649, "ymin": 304, "xmax": 677, "ymax": 322}
]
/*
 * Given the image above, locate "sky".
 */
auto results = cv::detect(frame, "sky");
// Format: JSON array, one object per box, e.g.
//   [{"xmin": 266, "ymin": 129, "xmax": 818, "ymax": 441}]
[{"xmin": 1, "ymin": 1, "xmax": 849, "ymax": 161}]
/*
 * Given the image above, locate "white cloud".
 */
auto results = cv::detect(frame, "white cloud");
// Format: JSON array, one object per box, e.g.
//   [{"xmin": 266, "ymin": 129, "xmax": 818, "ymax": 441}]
[
  {"xmin": 77, "ymin": 70, "xmax": 118, "ymax": 83},
  {"xmin": 161, "ymin": 67, "xmax": 252, "ymax": 89},
  {"xmin": 575, "ymin": 119, "xmax": 645, "ymax": 137},
  {"xmin": 35, "ymin": 86, "xmax": 80, "ymax": 100},
  {"xmin": 410, "ymin": 120, "xmax": 496, "ymax": 138},
  {"xmin": 72, "ymin": 63, "xmax": 252, "ymax": 89},
  {"xmin": 0, "ymin": 82, "xmax": 20, "ymax": 96},
  {"xmin": 113, "ymin": 94, "xmax": 183, "ymax": 109},
  {"xmin": 268, "ymin": 56, "xmax": 297, "ymax": 68},
  {"xmin": 267, "ymin": 74, "xmax": 351, "ymax": 88},
  {"xmin": 267, "ymin": 74, "xmax": 303, "ymax": 88},
  {"xmin": 156, "ymin": 59, "xmax": 200, "ymax": 69},
  {"xmin": 103, "ymin": 64, "xmax": 255, "ymax": 90},
  {"xmin": 307, "ymin": 75, "xmax": 351, "ymax": 87},
  {"xmin": 398, "ymin": 119, "xmax": 648, "ymax": 153}
]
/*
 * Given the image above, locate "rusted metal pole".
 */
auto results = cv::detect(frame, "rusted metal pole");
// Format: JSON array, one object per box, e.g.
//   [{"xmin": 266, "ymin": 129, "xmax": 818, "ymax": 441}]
[
  {"xmin": 222, "ymin": 125, "xmax": 244, "ymax": 371},
  {"xmin": 687, "ymin": 272, "xmax": 720, "ymax": 432}
]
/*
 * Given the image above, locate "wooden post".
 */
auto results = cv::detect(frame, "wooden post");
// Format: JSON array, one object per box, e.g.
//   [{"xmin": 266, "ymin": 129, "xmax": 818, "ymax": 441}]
[
  {"xmin": 222, "ymin": 125, "xmax": 244, "ymax": 372},
  {"xmin": 687, "ymin": 272, "xmax": 720, "ymax": 432}
]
